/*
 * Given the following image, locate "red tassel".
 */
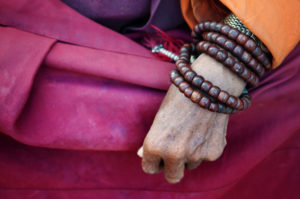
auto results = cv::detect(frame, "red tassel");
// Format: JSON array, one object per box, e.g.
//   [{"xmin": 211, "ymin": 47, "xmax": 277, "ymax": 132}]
[{"xmin": 142, "ymin": 25, "xmax": 184, "ymax": 62}]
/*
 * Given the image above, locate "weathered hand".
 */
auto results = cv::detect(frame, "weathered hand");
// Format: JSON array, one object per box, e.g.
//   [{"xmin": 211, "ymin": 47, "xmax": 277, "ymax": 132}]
[{"xmin": 138, "ymin": 54, "xmax": 245, "ymax": 183}]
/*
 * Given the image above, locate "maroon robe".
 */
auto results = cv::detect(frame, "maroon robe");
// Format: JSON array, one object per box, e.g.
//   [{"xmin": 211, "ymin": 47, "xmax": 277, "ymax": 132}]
[{"xmin": 0, "ymin": 0, "xmax": 299, "ymax": 198}]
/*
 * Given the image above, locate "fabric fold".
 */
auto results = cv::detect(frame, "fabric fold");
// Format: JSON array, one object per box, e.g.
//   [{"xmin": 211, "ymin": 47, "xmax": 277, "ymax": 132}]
[{"xmin": 0, "ymin": 27, "xmax": 56, "ymax": 133}]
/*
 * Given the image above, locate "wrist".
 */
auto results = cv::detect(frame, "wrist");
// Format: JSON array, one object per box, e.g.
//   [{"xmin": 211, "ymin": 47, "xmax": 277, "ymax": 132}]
[{"xmin": 191, "ymin": 53, "xmax": 246, "ymax": 97}]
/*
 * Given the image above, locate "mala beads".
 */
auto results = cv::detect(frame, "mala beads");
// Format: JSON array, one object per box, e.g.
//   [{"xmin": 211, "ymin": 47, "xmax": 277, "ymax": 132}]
[
  {"xmin": 174, "ymin": 44, "xmax": 251, "ymax": 113},
  {"xmin": 192, "ymin": 21, "xmax": 272, "ymax": 69},
  {"xmin": 201, "ymin": 32, "xmax": 265, "ymax": 78},
  {"xmin": 196, "ymin": 41, "xmax": 259, "ymax": 87},
  {"xmin": 170, "ymin": 18, "xmax": 271, "ymax": 114}
]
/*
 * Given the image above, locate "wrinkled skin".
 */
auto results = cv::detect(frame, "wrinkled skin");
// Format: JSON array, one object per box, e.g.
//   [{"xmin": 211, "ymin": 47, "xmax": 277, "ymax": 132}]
[{"xmin": 138, "ymin": 54, "xmax": 245, "ymax": 183}]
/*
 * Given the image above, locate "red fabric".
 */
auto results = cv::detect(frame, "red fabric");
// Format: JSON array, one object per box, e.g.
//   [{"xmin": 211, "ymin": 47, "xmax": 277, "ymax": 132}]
[{"xmin": 0, "ymin": 0, "xmax": 299, "ymax": 198}]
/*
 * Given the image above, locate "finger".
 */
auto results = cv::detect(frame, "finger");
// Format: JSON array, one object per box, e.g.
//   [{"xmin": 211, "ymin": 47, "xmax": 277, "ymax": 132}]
[
  {"xmin": 142, "ymin": 150, "xmax": 163, "ymax": 174},
  {"xmin": 185, "ymin": 160, "xmax": 202, "ymax": 170},
  {"xmin": 164, "ymin": 158, "xmax": 185, "ymax": 183},
  {"xmin": 137, "ymin": 146, "xmax": 143, "ymax": 158}
]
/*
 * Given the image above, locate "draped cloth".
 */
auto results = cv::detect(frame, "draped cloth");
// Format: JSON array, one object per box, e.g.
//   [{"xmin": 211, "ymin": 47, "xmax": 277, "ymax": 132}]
[{"xmin": 0, "ymin": 0, "xmax": 299, "ymax": 198}]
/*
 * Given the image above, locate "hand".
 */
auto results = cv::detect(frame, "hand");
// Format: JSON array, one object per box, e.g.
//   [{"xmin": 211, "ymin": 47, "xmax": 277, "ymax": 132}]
[{"xmin": 138, "ymin": 54, "xmax": 245, "ymax": 183}]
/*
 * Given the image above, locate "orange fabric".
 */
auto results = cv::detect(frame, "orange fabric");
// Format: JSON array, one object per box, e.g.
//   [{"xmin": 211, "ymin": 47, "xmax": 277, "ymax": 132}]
[{"xmin": 180, "ymin": 0, "xmax": 300, "ymax": 68}]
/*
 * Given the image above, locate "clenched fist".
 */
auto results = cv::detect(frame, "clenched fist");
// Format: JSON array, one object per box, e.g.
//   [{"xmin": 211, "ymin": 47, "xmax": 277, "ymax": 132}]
[{"xmin": 138, "ymin": 54, "xmax": 246, "ymax": 183}]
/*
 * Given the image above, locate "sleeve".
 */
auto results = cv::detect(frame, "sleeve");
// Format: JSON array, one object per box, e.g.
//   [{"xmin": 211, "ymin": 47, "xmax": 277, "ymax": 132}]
[{"xmin": 180, "ymin": 0, "xmax": 300, "ymax": 68}]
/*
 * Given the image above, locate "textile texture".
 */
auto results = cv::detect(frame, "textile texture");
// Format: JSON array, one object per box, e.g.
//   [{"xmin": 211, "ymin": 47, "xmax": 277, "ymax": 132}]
[{"xmin": 0, "ymin": 0, "xmax": 299, "ymax": 198}]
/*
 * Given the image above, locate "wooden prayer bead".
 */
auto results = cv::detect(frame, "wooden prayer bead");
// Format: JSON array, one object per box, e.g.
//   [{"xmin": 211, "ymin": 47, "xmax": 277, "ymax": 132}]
[
  {"xmin": 179, "ymin": 82, "xmax": 189, "ymax": 92},
  {"xmin": 201, "ymin": 32, "xmax": 265, "ymax": 77},
  {"xmin": 184, "ymin": 87, "xmax": 193, "ymax": 97},
  {"xmin": 218, "ymin": 91, "xmax": 229, "ymax": 103},
  {"xmin": 191, "ymin": 91, "xmax": 202, "ymax": 103},
  {"xmin": 184, "ymin": 71, "xmax": 196, "ymax": 82},
  {"xmin": 193, "ymin": 21, "xmax": 271, "ymax": 69},
  {"xmin": 192, "ymin": 76, "xmax": 204, "ymax": 87},
  {"xmin": 201, "ymin": 81, "xmax": 213, "ymax": 92}
]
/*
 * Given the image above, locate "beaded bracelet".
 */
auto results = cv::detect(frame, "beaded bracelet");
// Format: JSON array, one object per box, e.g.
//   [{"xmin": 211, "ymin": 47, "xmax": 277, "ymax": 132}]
[
  {"xmin": 196, "ymin": 41, "xmax": 259, "ymax": 87},
  {"xmin": 192, "ymin": 21, "xmax": 272, "ymax": 69},
  {"xmin": 201, "ymin": 32, "xmax": 265, "ymax": 78},
  {"xmin": 170, "ymin": 69, "xmax": 243, "ymax": 114},
  {"xmin": 175, "ymin": 44, "xmax": 252, "ymax": 112}
]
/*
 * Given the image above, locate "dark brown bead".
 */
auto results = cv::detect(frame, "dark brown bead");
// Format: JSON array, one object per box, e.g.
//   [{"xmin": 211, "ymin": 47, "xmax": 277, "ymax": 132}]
[
  {"xmin": 170, "ymin": 70, "xmax": 179, "ymax": 80},
  {"xmin": 179, "ymin": 82, "xmax": 190, "ymax": 92},
  {"xmin": 184, "ymin": 71, "xmax": 196, "ymax": 82},
  {"xmin": 206, "ymin": 32, "xmax": 213, "ymax": 39},
  {"xmin": 242, "ymin": 98, "xmax": 249, "ymax": 109},
  {"xmin": 196, "ymin": 42, "xmax": 203, "ymax": 52},
  {"xmin": 192, "ymin": 76, "xmax": 204, "ymax": 87},
  {"xmin": 218, "ymin": 103, "xmax": 225, "ymax": 113},
  {"xmin": 241, "ymin": 68, "xmax": 251, "ymax": 80},
  {"xmin": 235, "ymin": 99, "xmax": 243, "ymax": 110},
  {"xmin": 208, "ymin": 86, "xmax": 221, "ymax": 98},
  {"xmin": 173, "ymin": 76, "xmax": 184, "ymax": 85},
  {"xmin": 179, "ymin": 56, "xmax": 189, "ymax": 62},
  {"xmin": 233, "ymin": 62, "xmax": 243, "ymax": 74},
  {"xmin": 191, "ymin": 31, "xmax": 197, "ymax": 38},
  {"xmin": 199, "ymin": 23, "xmax": 204, "ymax": 31},
  {"xmin": 204, "ymin": 21, "xmax": 210, "ymax": 30},
  {"xmin": 228, "ymin": 29, "xmax": 239, "ymax": 40},
  {"xmin": 233, "ymin": 45, "xmax": 244, "ymax": 57},
  {"xmin": 211, "ymin": 32, "xmax": 219, "ymax": 40},
  {"xmin": 227, "ymin": 96, "xmax": 238, "ymax": 107},
  {"xmin": 216, "ymin": 51, "xmax": 227, "ymax": 62},
  {"xmin": 247, "ymin": 73, "xmax": 255, "ymax": 84},
  {"xmin": 216, "ymin": 35, "xmax": 227, "ymax": 45},
  {"xmin": 184, "ymin": 87, "xmax": 193, "ymax": 97},
  {"xmin": 175, "ymin": 59, "xmax": 186, "ymax": 65},
  {"xmin": 176, "ymin": 62, "xmax": 187, "ymax": 70},
  {"xmin": 221, "ymin": 25, "xmax": 231, "ymax": 34},
  {"xmin": 241, "ymin": 51, "xmax": 251, "ymax": 64},
  {"xmin": 252, "ymin": 46, "xmax": 263, "ymax": 56},
  {"xmin": 180, "ymin": 52, "xmax": 189, "ymax": 57},
  {"xmin": 248, "ymin": 58, "xmax": 258, "ymax": 69},
  {"xmin": 218, "ymin": 91, "xmax": 229, "ymax": 103},
  {"xmin": 207, "ymin": 46, "xmax": 218, "ymax": 56},
  {"xmin": 203, "ymin": 42, "xmax": 210, "ymax": 51},
  {"xmin": 224, "ymin": 40, "xmax": 236, "ymax": 50},
  {"xmin": 199, "ymin": 96, "xmax": 210, "ymax": 108},
  {"xmin": 225, "ymin": 106, "xmax": 233, "ymax": 114},
  {"xmin": 257, "ymin": 53, "xmax": 266, "ymax": 64},
  {"xmin": 224, "ymin": 57, "xmax": 235, "ymax": 68},
  {"xmin": 245, "ymin": 39, "xmax": 256, "ymax": 51},
  {"xmin": 194, "ymin": 24, "xmax": 200, "ymax": 33},
  {"xmin": 180, "ymin": 66, "xmax": 190, "ymax": 75},
  {"xmin": 209, "ymin": 102, "xmax": 218, "ymax": 112},
  {"xmin": 191, "ymin": 91, "xmax": 202, "ymax": 103},
  {"xmin": 210, "ymin": 22, "xmax": 217, "ymax": 30},
  {"xmin": 237, "ymin": 34, "xmax": 248, "ymax": 45},
  {"xmin": 215, "ymin": 23, "xmax": 223, "ymax": 31},
  {"xmin": 256, "ymin": 63, "xmax": 265, "ymax": 76},
  {"xmin": 201, "ymin": 81, "xmax": 212, "ymax": 92}
]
